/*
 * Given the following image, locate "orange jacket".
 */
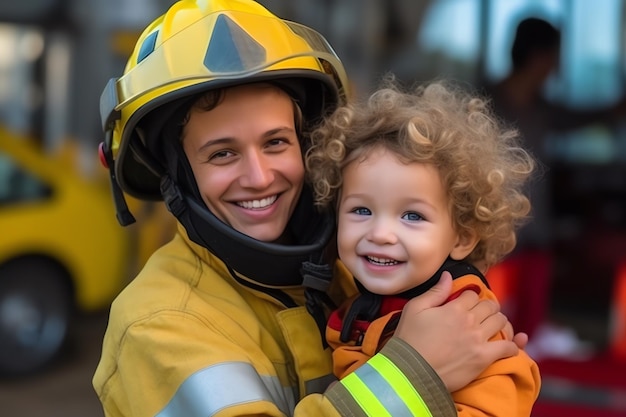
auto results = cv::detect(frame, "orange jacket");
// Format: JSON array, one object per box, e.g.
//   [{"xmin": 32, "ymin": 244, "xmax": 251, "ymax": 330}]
[{"xmin": 326, "ymin": 267, "xmax": 541, "ymax": 417}]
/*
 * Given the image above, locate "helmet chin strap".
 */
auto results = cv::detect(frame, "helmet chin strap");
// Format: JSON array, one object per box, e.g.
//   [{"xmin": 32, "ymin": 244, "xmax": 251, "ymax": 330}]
[
  {"xmin": 160, "ymin": 173, "xmax": 335, "ymax": 286},
  {"xmin": 160, "ymin": 174, "xmax": 336, "ymax": 347}
]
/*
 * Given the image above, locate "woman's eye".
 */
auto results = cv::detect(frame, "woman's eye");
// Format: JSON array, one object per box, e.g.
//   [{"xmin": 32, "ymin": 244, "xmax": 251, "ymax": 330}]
[
  {"xmin": 402, "ymin": 212, "xmax": 423, "ymax": 221},
  {"xmin": 266, "ymin": 138, "xmax": 289, "ymax": 150},
  {"xmin": 208, "ymin": 150, "xmax": 234, "ymax": 161}
]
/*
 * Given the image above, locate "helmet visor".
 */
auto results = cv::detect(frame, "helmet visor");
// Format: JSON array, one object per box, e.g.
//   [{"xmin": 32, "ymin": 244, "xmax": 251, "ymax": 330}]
[{"xmin": 114, "ymin": 11, "xmax": 347, "ymax": 111}]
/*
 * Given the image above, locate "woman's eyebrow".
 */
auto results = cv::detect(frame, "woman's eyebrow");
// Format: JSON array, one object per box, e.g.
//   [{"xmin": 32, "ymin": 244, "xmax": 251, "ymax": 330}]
[
  {"xmin": 196, "ymin": 126, "xmax": 296, "ymax": 151},
  {"xmin": 197, "ymin": 137, "xmax": 234, "ymax": 152},
  {"xmin": 263, "ymin": 126, "xmax": 296, "ymax": 137}
]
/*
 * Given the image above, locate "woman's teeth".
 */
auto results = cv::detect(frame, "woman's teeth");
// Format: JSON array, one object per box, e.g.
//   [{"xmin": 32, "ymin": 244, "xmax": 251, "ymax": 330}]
[{"xmin": 238, "ymin": 195, "xmax": 277, "ymax": 209}]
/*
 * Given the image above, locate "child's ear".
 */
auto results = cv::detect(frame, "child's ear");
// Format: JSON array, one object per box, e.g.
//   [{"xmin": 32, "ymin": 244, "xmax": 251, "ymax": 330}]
[{"xmin": 450, "ymin": 229, "xmax": 479, "ymax": 260}]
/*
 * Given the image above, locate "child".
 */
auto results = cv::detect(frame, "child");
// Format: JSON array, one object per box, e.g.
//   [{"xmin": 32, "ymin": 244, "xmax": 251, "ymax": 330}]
[{"xmin": 306, "ymin": 78, "xmax": 541, "ymax": 416}]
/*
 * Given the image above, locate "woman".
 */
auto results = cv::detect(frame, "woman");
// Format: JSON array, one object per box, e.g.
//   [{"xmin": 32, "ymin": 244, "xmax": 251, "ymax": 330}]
[{"xmin": 94, "ymin": 1, "xmax": 525, "ymax": 416}]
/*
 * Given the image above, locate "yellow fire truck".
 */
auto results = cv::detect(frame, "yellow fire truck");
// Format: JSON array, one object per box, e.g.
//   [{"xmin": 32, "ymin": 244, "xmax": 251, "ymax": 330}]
[{"xmin": 0, "ymin": 1, "xmax": 175, "ymax": 376}]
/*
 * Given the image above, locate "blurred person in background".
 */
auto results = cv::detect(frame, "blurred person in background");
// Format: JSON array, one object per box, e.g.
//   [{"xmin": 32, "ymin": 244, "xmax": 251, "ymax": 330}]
[{"xmin": 484, "ymin": 16, "xmax": 626, "ymax": 361}]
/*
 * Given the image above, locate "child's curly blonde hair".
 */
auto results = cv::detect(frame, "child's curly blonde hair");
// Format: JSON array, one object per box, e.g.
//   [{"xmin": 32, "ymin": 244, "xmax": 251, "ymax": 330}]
[{"xmin": 305, "ymin": 78, "xmax": 535, "ymax": 268}]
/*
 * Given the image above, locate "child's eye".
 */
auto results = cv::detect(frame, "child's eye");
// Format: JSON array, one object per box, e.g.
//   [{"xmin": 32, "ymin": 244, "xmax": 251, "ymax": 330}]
[
  {"xmin": 351, "ymin": 207, "xmax": 371, "ymax": 216},
  {"xmin": 402, "ymin": 211, "xmax": 423, "ymax": 221}
]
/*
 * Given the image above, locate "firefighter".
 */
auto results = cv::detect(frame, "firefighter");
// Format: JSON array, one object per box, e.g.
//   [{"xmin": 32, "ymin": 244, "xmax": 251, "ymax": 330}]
[{"xmin": 94, "ymin": 1, "xmax": 525, "ymax": 415}]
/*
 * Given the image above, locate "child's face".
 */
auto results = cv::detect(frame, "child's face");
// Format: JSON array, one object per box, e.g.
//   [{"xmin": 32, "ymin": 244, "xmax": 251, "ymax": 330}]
[
  {"xmin": 337, "ymin": 148, "xmax": 474, "ymax": 295},
  {"xmin": 182, "ymin": 83, "xmax": 304, "ymax": 242}
]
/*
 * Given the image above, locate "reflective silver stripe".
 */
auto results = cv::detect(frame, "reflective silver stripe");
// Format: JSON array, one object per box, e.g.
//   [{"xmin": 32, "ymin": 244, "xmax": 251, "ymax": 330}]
[
  {"xmin": 352, "ymin": 363, "xmax": 414, "ymax": 416},
  {"xmin": 156, "ymin": 362, "xmax": 293, "ymax": 417}
]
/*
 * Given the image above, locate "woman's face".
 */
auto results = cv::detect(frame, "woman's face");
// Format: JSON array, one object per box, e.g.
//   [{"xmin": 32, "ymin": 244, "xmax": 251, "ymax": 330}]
[{"xmin": 182, "ymin": 83, "xmax": 304, "ymax": 242}]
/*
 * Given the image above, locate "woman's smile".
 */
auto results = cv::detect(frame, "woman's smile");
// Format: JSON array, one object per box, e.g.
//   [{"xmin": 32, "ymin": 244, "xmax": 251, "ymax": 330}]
[{"xmin": 235, "ymin": 194, "xmax": 279, "ymax": 210}]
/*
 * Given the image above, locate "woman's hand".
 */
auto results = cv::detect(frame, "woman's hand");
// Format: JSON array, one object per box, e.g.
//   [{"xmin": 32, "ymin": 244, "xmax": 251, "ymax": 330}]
[{"xmin": 394, "ymin": 272, "xmax": 524, "ymax": 392}]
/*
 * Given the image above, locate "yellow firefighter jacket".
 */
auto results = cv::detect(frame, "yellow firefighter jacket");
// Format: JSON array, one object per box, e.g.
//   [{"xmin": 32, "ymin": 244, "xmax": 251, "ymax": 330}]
[{"xmin": 93, "ymin": 225, "xmax": 457, "ymax": 416}]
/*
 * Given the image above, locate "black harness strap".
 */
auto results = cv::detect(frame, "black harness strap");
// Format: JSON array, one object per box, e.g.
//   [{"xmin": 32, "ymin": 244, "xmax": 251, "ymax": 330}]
[{"xmin": 339, "ymin": 258, "xmax": 489, "ymax": 344}]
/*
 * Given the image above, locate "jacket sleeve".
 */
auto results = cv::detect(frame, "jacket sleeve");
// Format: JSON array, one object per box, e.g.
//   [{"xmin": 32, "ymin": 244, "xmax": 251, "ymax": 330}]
[
  {"xmin": 452, "ymin": 351, "xmax": 541, "ymax": 417},
  {"xmin": 323, "ymin": 337, "xmax": 457, "ymax": 417},
  {"xmin": 97, "ymin": 310, "xmax": 301, "ymax": 417},
  {"xmin": 450, "ymin": 276, "xmax": 542, "ymax": 417}
]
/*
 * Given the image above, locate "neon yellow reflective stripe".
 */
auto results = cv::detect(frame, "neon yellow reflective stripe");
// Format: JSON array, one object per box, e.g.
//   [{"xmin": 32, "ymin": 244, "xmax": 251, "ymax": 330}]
[
  {"xmin": 339, "ymin": 353, "xmax": 433, "ymax": 417},
  {"xmin": 340, "ymin": 372, "xmax": 392, "ymax": 417},
  {"xmin": 368, "ymin": 354, "xmax": 432, "ymax": 417}
]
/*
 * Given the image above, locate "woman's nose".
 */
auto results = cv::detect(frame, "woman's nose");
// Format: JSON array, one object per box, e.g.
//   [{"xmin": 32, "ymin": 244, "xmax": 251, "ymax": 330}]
[{"xmin": 239, "ymin": 151, "xmax": 274, "ymax": 189}]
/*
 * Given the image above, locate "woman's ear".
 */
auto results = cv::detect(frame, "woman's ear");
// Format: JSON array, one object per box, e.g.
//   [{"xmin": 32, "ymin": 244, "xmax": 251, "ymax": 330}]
[{"xmin": 450, "ymin": 229, "xmax": 479, "ymax": 260}]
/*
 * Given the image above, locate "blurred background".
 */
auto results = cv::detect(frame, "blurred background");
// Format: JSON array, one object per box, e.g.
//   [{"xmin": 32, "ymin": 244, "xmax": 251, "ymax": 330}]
[{"xmin": 1, "ymin": 0, "xmax": 626, "ymax": 416}]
